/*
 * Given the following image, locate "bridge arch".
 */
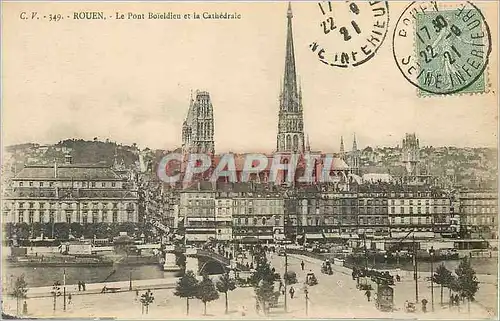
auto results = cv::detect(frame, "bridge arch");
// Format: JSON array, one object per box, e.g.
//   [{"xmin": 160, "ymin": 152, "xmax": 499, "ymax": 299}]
[{"xmin": 199, "ymin": 260, "xmax": 227, "ymax": 275}]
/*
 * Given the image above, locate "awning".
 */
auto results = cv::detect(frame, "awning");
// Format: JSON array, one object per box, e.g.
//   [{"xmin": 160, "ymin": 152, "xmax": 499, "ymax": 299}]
[
  {"xmin": 306, "ymin": 233, "xmax": 324, "ymax": 240},
  {"xmin": 324, "ymin": 233, "xmax": 341, "ymax": 239},
  {"xmin": 185, "ymin": 234, "xmax": 214, "ymax": 241},
  {"xmin": 240, "ymin": 236, "xmax": 260, "ymax": 244}
]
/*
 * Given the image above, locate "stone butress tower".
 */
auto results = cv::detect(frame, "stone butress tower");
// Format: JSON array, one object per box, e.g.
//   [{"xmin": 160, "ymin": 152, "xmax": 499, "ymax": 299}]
[
  {"xmin": 182, "ymin": 90, "xmax": 215, "ymax": 155},
  {"xmin": 401, "ymin": 133, "xmax": 420, "ymax": 176},
  {"xmin": 276, "ymin": 2, "xmax": 305, "ymax": 153}
]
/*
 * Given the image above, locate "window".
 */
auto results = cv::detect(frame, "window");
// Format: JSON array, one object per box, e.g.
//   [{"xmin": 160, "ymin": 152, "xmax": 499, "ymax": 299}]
[
  {"xmin": 417, "ymin": 207, "xmax": 421, "ymax": 214},
  {"xmin": 391, "ymin": 200, "xmax": 395, "ymax": 205},
  {"xmin": 66, "ymin": 212, "xmax": 71, "ymax": 223},
  {"xmin": 29, "ymin": 202, "xmax": 34, "ymax": 209},
  {"xmin": 391, "ymin": 207, "xmax": 395, "ymax": 214},
  {"xmin": 19, "ymin": 182, "xmax": 24, "ymax": 187},
  {"xmin": 400, "ymin": 207, "xmax": 404, "ymax": 214},
  {"xmin": 29, "ymin": 182, "xmax": 33, "ymax": 187},
  {"xmin": 102, "ymin": 182, "xmax": 106, "ymax": 187},
  {"xmin": 19, "ymin": 202, "xmax": 24, "ymax": 209},
  {"xmin": 49, "ymin": 211, "xmax": 55, "ymax": 223},
  {"xmin": 76, "ymin": 211, "xmax": 81, "ymax": 223},
  {"xmin": 112, "ymin": 182, "xmax": 116, "ymax": 187},
  {"xmin": 91, "ymin": 182, "xmax": 96, "ymax": 187},
  {"xmin": 18, "ymin": 211, "xmax": 24, "ymax": 223},
  {"xmin": 39, "ymin": 182, "xmax": 44, "ymax": 187},
  {"xmin": 262, "ymin": 217, "xmax": 266, "ymax": 225},
  {"xmin": 38, "ymin": 212, "xmax": 44, "ymax": 223},
  {"xmin": 92, "ymin": 211, "xmax": 98, "ymax": 223},
  {"xmin": 83, "ymin": 212, "xmax": 88, "ymax": 224},
  {"xmin": 409, "ymin": 207, "xmax": 414, "ymax": 214},
  {"xmin": 29, "ymin": 210, "xmax": 34, "ymax": 223},
  {"xmin": 112, "ymin": 211, "xmax": 118, "ymax": 223},
  {"xmin": 425, "ymin": 207, "xmax": 429, "ymax": 214}
]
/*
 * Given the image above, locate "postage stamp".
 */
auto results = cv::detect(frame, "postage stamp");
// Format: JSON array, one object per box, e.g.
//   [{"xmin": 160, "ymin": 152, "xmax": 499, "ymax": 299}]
[
  {"xmin": 309, "ymin": 1, "xmax": 389, "ymax": 68},
  {"xmin": 393, "ymin": 1, "xmax": 492, "ymax": 96}
]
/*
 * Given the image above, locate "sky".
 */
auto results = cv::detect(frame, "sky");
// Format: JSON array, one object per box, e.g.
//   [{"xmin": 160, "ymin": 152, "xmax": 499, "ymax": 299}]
[{"xmin": 2, "ymin": 1, "xmax": 498, "ymax": 153}]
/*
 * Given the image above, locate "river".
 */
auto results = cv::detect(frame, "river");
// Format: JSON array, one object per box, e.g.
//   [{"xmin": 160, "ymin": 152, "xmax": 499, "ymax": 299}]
[{"xmin": 4, "ymin": 264, "xmax": 178, "ymax": 288}]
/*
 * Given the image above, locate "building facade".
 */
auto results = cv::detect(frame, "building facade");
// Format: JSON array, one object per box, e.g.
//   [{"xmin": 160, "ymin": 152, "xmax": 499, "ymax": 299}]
[
  {"xmin": 2, "ymin": 161, "xmax": 139, "ymax": 227},
  {"xmin": 459, "ymin": 189, "xmax": 498, "ymax": 239}
]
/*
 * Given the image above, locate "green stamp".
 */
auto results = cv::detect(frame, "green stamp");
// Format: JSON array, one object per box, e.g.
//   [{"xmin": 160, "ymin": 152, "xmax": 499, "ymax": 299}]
[{"xmin": 393, "ymin": 2, "xmax": 492, "ymax": 96}]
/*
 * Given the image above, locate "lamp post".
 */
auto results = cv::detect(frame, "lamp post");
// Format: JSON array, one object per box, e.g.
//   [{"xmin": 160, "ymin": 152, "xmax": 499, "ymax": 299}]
[
  {"xmin": 304, "ymin": 286, "xmax": 309, "ymax": 316},
  {"xmin": 284, "ymin": 249, "xmax": 288, "ymax": 313},
  {"xmin": 429, "ymin": 246, "xmax": 435, "ymax": 312}
]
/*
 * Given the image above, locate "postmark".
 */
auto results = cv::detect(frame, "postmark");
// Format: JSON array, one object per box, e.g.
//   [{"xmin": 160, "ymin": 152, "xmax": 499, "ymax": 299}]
[
  {"xmin": 309, "ymin": 1, "xmax": 389, "ymax": 68},
  {"xmin": 393, "ymin": 1, "xmax": 492, "ymax": 95}
]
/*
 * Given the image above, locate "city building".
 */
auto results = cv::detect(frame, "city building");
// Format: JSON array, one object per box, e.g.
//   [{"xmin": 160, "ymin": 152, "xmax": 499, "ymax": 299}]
[
  {"xmin": 2, "ymin": 156, "xmax": 139, "ymax": 228},
  {"xmin": 459, "ymin": 189, "xmax": 498, "ymax": 240}
]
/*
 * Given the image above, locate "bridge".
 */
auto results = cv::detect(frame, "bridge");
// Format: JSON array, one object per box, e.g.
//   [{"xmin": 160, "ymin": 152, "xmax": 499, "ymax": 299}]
[{"xmin": 186, "ymin": 249, "xmax": 249, "ymax": 275}]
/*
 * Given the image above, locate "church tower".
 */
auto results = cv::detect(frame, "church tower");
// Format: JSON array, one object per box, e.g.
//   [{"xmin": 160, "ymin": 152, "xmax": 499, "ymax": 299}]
[
  {"xmin": 181, "ymin": 90, "xmax": 215, "ymax": 155},
  {"xmin": 351, "ymin": 134, "xmax": 360, "ymax": 175},
  {"xmin": 276, "ymin": 2, "xmax": 305, "ymax": 153},
  {"xmin": 340, "ymin": 136, "xmax": 345, "ymax": 160}
]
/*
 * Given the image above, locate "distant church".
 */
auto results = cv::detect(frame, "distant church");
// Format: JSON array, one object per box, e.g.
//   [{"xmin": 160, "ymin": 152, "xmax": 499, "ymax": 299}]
[{"xmin": 181, "ymin": 90, "xmax": 215, "ymax": 155}]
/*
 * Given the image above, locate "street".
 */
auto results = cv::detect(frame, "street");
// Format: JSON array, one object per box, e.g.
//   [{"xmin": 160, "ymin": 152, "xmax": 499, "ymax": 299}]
[{"xmin": 2, "ymin": 252, "xmax": 495, "ymax": 319}]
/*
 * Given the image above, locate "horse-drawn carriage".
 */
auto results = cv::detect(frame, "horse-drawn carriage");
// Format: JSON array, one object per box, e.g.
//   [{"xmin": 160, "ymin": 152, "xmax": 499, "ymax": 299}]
[{"xmin": 321, "ymin": 260, "xmax": 333, "ymax": 275}]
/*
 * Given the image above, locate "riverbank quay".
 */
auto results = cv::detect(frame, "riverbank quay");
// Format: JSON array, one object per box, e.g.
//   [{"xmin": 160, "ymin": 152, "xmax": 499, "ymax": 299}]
[{"xmin": 20, "ymin": 277, "xmax": 178, "ymax": 299}]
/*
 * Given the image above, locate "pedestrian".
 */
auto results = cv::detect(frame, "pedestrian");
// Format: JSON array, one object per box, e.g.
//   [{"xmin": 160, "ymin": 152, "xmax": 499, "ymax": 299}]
[
  {"xmin": 421, "ymin": 298, "xmax": 428, "ymax": 313},
  {"xmin": 68, "ymin": 293, "xmax": 72, "ymax": 304},
  {"xmin": 135, "ymin": 289, "xmax": 139, "ymax": 301},
  {"xmin": 301, "ymin": 260, "xmax": 305, "ymax": 271},
  {"xmin": 365, "ymin": 289, "xmax": 371, "ymax": 302},
  {"xmin": 352, "ymin": 270, "xmax": 356, "ymax": 280},
  {"xmin": 83, "ymin": 281, "xmax": 86, "ymax": 291},
  {"xmin": 396, "ymin": 275, "xmax": 401, "ymax": 282},
  {"xmin": 289, "ymin": 286, "xmax": 295, "ymax": 299},
  {"xmin": 22, "ymin": 301, "xmax": 28, "ymax": 315},
  {"xmin": 78, "ymin": 281, "xmax": 81, "ymax": 292}
]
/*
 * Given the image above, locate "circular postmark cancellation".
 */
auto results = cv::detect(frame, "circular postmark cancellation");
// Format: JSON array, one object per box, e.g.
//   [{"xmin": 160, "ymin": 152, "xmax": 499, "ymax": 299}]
[
  {"xmin": 393, "ymin": 1, "xmax": 492, "ymax": 95},
  {"xmin": 309, "ymin": 1, "xmax": 390, "ymax": 68}
]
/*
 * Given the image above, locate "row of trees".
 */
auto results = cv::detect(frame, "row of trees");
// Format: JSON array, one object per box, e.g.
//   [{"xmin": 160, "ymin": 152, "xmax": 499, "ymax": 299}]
[
  {"xmin": 174, "ymin": 271, "xmax": 236, "ymax": 315},
  {"xmin": 4, "ymin": 222, "xmax": 144, "ymax": 241},
  {"xmin": 432, "ymin": 257, "xmax": 480, "ymax": 311}
]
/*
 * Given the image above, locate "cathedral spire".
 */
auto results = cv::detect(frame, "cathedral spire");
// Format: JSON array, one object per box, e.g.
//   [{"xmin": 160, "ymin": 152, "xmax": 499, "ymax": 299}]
[
  {"xmin": 276, "ymin": 2, "xmax": 305, "ymax": 153},
  {"xmin": 306, "ymin": 134, "xmax": 310, "ymax": 152},
  {"xmin": 352, "ymin": 133, "xmax": 358, "ymax": 151},
  {"xmin": 340, "ymin": 136, "xmax": 345, "ymax": 154},
  {"xmin": 282, "ymin": 1, "xmax": 298, "ymax": 111}
]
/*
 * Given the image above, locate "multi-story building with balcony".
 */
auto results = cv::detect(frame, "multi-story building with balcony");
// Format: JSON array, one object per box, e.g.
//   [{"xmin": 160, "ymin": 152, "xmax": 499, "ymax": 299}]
[
  {"xmin": 459, "ymin": 189, "xmax": 498, "ymax": 240},
  {"xmin": 232, "ymin": 184, "xmax": 285, "ymax": 243},
  {"xmin": 387, "ymin": 188, "xmax": 452, "ymax": 239},
  {"xmin": 2, "ymin": 161, "xmax": 138, "ymax": 226}
]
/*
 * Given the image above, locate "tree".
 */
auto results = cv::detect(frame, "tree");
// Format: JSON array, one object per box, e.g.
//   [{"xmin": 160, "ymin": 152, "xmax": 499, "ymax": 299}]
[
  {"xmin": 455, "ymin": 257, "xmax": 480, "ymax": 312},
  {"xmin": 432, "ymin": 264, "xmax": 453, "ymax": 305},
  {"xmin": 196, "ymin": 274, "xmax": 219, "ymax": 315},
  {"xmin": 174, "ymin": 270, "xmax": 199, "ymax": 315},
  {"xmin": 216, "ymin": 272, "xmax": 236, "ymax": 314},
  {"xmin": 250, "ymin": 253, "xmax": 279, "ymax": 315},
  {"xmin": 139, "ymin": 290, "xmax": 155, "ymax": 314},
  {"xmin": 255, "ymin": 280, "xmax": 279, "ymax": 315},
  {"xmin": 12, "ymin": 275, "xmax": 28, "ymax": 315}
]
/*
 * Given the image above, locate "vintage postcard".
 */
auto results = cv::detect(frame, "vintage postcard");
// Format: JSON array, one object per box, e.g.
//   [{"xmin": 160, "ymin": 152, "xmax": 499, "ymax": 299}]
[{"xmin": 1, "ymin": 1, "xmax": 498, "ymax": 319}]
